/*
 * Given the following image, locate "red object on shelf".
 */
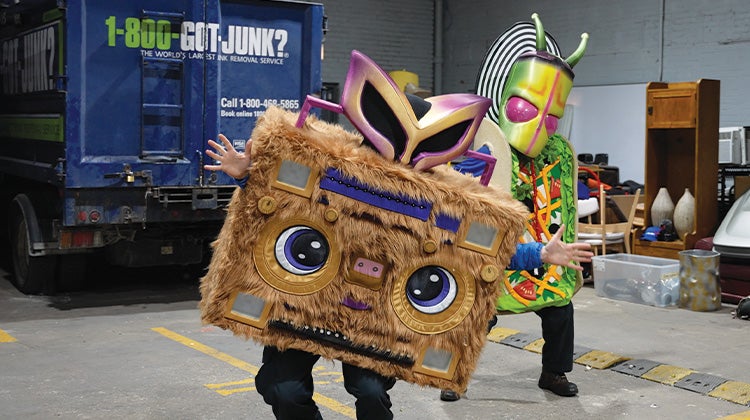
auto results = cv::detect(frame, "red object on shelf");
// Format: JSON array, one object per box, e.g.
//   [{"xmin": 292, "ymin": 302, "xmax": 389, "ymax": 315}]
[{"xmin": 579, "ymin": 166, "xmax": 615, "ymax": 197}]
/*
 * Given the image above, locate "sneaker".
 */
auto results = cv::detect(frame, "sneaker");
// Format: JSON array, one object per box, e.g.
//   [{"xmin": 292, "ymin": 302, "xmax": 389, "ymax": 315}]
[
  {"xmin": 439, "ymin": 389, "xmax": 461, "ymax": 401},
  {"xmin": 538, "ymin": 371, "xmax": 578, "ymax": 397}
]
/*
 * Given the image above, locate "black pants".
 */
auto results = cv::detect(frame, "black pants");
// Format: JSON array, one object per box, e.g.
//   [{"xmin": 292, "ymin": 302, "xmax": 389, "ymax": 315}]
[
  {"xmin": 535, "ymin": 302, "xmax": 574, "ymax": 373},
  {"xmin": 255, "ymin": 346, "xmax": 396, "ymax": 420}
]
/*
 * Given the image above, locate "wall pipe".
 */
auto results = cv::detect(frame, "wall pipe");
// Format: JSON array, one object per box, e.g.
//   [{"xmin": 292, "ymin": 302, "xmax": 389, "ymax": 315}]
[{"xmin": 659, "ymin": 0, "xmax": 665, "ymax": 81}]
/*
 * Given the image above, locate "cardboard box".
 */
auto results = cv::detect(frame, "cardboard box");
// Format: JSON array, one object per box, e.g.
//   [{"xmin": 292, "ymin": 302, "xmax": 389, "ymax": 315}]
[
  {"xmin": 592, "ymin": 254, "xmax": 680, "ymax": 307},
  {"xmin": 735, "ymin": 176, "xmax": 750, "ymax": 199}
]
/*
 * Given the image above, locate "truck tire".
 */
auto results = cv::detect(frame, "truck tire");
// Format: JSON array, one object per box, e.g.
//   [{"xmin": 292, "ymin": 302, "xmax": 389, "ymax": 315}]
[{"xmin": 9, "ymin": 195, "xmax": 56, "ymax": 294}]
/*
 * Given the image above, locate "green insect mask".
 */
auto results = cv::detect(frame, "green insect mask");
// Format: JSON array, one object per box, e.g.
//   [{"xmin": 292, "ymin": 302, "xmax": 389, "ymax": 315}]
[{"xmin": 497, "ymin": 14, "xmax": 588, "ymax": 158}]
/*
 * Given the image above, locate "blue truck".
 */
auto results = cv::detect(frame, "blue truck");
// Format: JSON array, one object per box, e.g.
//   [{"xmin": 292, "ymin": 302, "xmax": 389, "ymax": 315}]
[{"xmin": 0, "ymin": 0, "xmax": 324, "ymax": 293}]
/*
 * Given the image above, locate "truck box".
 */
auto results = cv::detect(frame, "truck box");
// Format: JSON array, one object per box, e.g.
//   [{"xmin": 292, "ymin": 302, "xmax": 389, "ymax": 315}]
[{"xmin": 0, "ymin": 0, "xmax": 324, "ymax": 293}]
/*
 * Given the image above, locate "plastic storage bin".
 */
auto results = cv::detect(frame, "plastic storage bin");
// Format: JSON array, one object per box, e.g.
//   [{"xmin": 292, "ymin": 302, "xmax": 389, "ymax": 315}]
[{"xmin": 592, "ymin": 254, "xmax": 680, "ymax": 307}]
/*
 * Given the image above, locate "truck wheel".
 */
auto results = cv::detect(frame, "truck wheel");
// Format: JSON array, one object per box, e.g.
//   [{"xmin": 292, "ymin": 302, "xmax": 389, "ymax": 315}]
[{"xmin": 9, "ymin": 196, "xmax": 56, "ymax": 294}]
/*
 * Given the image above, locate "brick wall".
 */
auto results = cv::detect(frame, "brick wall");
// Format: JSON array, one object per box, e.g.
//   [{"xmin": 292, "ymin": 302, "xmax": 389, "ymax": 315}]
[
  {"xmin": 317, "ymin": 0, "xmax": 435, "ymax": 94},
  {"xmin": 441, "ymin": 0, "xmax": 750, "ymax": 125},
  {"xmin": 313, "ymin": 0, "xmax": 749, "ymax": 125}
]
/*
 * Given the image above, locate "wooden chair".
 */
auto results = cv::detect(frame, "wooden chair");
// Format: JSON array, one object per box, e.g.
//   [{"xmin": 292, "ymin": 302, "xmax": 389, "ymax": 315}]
[
  {"xmin": 578, "ymin": 186, "xmax": 642, "ymax": 255},
  {"xmin": 612, "ymin": 192, "xmax": 644, "ymax": 252}
]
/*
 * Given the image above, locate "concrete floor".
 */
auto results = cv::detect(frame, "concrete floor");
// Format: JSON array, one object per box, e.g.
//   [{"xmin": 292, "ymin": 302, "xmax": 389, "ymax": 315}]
[{"xmin": 1, "ymin": 260, "xmax": 749, "ymax": 420}]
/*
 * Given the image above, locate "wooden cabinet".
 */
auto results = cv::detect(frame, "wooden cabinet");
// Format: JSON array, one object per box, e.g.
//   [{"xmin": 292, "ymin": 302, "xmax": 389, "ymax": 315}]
[{"xmin": 633, "ymin": 80, "xmax": 720, "ymax": 260}]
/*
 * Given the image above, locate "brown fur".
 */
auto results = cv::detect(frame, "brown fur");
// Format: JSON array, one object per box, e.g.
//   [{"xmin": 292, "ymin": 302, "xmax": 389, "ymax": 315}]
[{"xmin": 200, "ymin": 107, "xmax": 528, "ymax": 391}]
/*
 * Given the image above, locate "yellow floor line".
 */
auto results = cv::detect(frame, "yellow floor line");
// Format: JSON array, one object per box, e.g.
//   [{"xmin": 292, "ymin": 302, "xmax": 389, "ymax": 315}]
[
  {"xmin": 0, "ymin": 328, "xmax": 17, "ymax": 343},
  {"xmin": 152, "ymin": 327, "xmax": 259, "ymax": 375},
  {"xmin": 311, "ymin": 392, "xmax": 356, "ymax": 417},
  {"xmin": 151, "ymin": 327, "xmax": 355, "ymax": 419},
  {"xmin": 205, "ymin": 378, "xmax": 255, "ymax": 389},
  {"xmin": 715, "ymin": 409, "xmax": 750, "ymax": 420},
  {"xmin": 204, "ymin": 379, "xmax": 256, "ymax": 396}
]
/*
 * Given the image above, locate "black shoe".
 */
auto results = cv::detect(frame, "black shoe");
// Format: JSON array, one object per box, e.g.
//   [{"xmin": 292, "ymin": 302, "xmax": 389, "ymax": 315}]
[
  {"xmin": 440, "ymin": 389, "xmax": 461, "ymax": 401},
  {"xmin": 538, "ymin": 371, "xmax": 578, "ymax": 397},
  {"xmin": 486, "ymin": 315, "xmax": 498, "ymax": 333}
]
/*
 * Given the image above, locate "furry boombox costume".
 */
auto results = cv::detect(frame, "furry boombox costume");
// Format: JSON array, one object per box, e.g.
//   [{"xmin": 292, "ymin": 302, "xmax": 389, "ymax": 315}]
[{"xmin": 199, "ymin": 50, "xmax": 528, "ymax": 392}]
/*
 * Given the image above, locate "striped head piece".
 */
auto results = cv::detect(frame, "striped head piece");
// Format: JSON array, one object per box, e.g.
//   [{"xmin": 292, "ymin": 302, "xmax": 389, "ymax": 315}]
[{"xmin": 476, "ymin": 13, "xmax": 588, "ymax": 158}]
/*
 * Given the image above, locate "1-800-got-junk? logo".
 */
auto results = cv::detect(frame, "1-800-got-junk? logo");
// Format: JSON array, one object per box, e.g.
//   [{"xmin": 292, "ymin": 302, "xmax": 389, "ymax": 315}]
[
  {"xmin": 0, "ymin": 16, "xmax": 291, "ymax": 95},
  {"xmin": 104, "ymin": 16, "xmax": 289, "ymax": 59}
]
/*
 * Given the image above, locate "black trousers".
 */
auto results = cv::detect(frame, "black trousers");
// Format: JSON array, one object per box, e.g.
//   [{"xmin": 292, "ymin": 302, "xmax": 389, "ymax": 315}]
[
  {"xmin": 535, "ymin": 302, "xmax": 575, "ymax": 374},
  {"xmin": 255, "ymin": 346, "xmax": 396, "ymax": 420}
]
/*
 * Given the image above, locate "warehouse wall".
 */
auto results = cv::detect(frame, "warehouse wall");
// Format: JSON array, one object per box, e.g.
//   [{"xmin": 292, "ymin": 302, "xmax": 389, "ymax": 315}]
[
  {"xmin": 314, "ymin": 0, "xmax": 750, "ymax": 183},
  {"xmin": 442, "ymin": 0, "xmax": 750, "ymax": 126},
  {"xmin": 441, "ymin": 0, "xmax": 750, "ymax": 183},
  {"xmin": 316, "ymin": 0, "xmax": 750, "ymax": 125},
  {"xmin": 316, "ymin": 0, "xmax": 436, "ymax": 98}
]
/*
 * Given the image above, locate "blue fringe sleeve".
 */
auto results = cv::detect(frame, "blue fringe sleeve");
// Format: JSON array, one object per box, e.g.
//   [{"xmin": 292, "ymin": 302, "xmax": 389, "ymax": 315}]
[
  {"xmin": 234, "ymin": 175, "xmax": 249, "ymax": 189},
  {"xmin": 508, "ymin": 242, "xmax": 544, "ymax": 271}
]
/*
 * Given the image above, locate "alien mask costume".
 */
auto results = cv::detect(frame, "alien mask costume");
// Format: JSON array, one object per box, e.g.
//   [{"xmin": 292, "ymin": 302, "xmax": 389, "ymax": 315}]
[{"xmin": 476, "ymin": 14, "xmax": 589, "ymax": 313}]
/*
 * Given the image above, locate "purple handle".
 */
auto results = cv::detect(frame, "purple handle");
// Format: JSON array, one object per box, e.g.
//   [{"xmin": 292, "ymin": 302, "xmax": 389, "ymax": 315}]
[
  {"xmin": 296, "ymin": 95, "xmax": 345, "ymax": 128},
  {"xmin": 462, "ymin": 149, "xmax": 497, "ymax": 187}
]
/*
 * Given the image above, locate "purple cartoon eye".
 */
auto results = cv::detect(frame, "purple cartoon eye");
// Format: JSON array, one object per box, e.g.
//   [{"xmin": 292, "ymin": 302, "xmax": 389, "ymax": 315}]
[
  {"xmin": 406, "ymin": 266, "xmax": 457, "ymax": 314},
  {"xmin": 505, "ymin": 96, "xmax": 538, "ymax": 123},
  {"xmin": 544, "ymin": 114, "xmax": 559, "ymax": 134},
  {"xmin": 275, "ymin": 226, "xmax": 329, "ymax": 275}
]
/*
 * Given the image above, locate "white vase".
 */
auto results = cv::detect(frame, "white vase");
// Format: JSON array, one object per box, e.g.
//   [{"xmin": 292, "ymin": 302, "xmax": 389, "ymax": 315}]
[
  {"xmin": 673, "ymin": 188, "xmax": 695, "ymax": 239},
  {"xmin": 651, "ymin": 187, "xmax": 674, "ymax": 225}
]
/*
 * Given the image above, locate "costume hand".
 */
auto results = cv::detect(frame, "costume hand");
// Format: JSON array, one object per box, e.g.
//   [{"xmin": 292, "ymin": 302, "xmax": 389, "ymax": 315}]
[
  {"xmin": 204, "ymin": 134, "xmax": 252, "ymax": 180},
  {"xmin": 541, "ymin": 224, "xmax": 594, "ymax": 271}
]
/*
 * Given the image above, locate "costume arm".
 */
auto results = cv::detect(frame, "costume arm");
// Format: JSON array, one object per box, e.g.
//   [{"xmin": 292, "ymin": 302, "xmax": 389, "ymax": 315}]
[
  {"xmin": 508, "ymin": 242, "xmax": 544, "ymax": 270},
  {"xmin": 509, "ymin": 226, "xmax": 594, "ymax": 272},
  {"xmin": 204, "ymin": 134, "xmax": 252, "ymax": 188}
]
